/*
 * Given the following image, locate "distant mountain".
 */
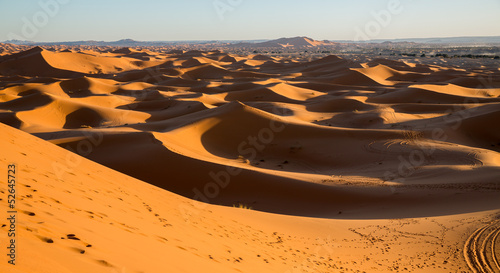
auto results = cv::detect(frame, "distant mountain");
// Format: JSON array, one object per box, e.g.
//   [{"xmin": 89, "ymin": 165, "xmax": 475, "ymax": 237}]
[
  {"xmin": 4, "ymin": 36, "xmax": 500, "ymax": 47},
  {"xmin": 3, "ymin": 37, "xmax": 337, "ymax": 48},
  {"xmin": 3, "ymin": 39, "xmax": 36, "ymax": 45},
  {"xmin": 257, "ymin": 36, "xmax": 337, "ymax": 47},
  {"xmin": 2, "ymin": 39, "xmax": 228, "ymax": 47},
  {"xmin": 333, "ymin": 36, "xmax": 500, "ymax": 44},
  {"xmin": 5, "ymin": 39, "xmax": 163, "ymax": 47},
  {"xmin": 232, "ymin": 36, "xmax": 337, "ymax": 48}
]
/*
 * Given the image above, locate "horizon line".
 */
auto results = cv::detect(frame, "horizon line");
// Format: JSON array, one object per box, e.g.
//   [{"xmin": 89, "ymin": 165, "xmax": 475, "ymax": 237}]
[{"xmin": 4, "ymin": 34, "xmax": 500, "ymax": 44}]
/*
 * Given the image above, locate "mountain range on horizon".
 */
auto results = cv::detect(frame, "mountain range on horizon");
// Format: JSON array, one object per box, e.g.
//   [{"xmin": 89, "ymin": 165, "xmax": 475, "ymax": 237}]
[{"xmin": 3, "ymin": 35, "xmax": 500, "ymax": 47}]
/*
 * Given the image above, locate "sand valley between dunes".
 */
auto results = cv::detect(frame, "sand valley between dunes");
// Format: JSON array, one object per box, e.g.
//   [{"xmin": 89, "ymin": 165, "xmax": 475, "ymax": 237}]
[{"xmin": 0, "ymin": 44, "xmax": 499, "ymax": 272}]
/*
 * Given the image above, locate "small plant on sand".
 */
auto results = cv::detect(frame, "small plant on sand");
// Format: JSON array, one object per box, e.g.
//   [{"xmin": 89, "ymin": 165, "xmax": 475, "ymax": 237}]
[
  {"xmin": 479, "ymin": 90, "xmax": 494, "ymax": 97},
  {"xmin": 232, "ymin": 203, "xmax": 252, "ymax": 210},
  {"xmin": 403, "ymin": 129, "xmax": 423, "ymax": 143},
  {"xmin": 237, "ymin": 155, "xmax": 250, "ymax": 164}
]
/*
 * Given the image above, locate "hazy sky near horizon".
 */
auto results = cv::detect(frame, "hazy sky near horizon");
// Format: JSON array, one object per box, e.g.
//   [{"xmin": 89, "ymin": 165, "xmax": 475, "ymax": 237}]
[{"xmin": 1, "ymin": 0, "xmax": 499, "ymax": 42}]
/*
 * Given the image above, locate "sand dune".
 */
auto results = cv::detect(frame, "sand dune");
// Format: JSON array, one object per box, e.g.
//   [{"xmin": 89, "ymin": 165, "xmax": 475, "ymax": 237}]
[
  {"xmin": 0, "ymin": 46, "xmax": 165, "ymax": 77},
  {"xmin": 1, "ymin": 44, "xmax": 499, "ymax": 272}
]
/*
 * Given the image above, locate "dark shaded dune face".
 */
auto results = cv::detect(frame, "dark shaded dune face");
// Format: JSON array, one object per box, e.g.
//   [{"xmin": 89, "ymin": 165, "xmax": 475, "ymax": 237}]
[
  {"xmin": 244, "ymin": 102, "xmax": 296, "ymax": 117},
  {"xmin": 448, "ymin": 76, "xmax": 500, "ymax": 88},
  {"xmin": 0, "ymin": 47, "xmax": 81, "ymax": 77},
  {"xmin": 0, "ymin": 75, "xmax": 30, "ymax": 82},
  {"xmin": 328, "ymin": 70, "xmax": 383, "ymax": 86},
  {"xmin": 63, "ymin": 108, "xmax": 105, "ymax": 129},
  {"xmin": 112, "ymin": 68, "xmax": 182, "ymax": 82},
  {"xmin": 390, "ymin": 103, "xmax": 471, "ymax": 114},
  {"xmin": 181, "ymin": 58, "xmax": 204, "ymax": 68},
  {"xmin": 0, "ymin": 91, "xmax": 53, "ymax": 111},
  {"xmin": 217, "ymin": 82, "xmax": 265, "ymax": 92},
  {"xmin": 196, "ymin": 111, "xmax": 372, "ymax": 166},
  {"xmin": 223, "ymin": 87, "xmax": 300, "ymax": 104},
  {"xmin": 59, "ymin": 77, "xmax": 93, "ymax": 97},
  {"xmin": 366, "ymin": 58, "xmax": 434, "ymax": 73},
  {"xmin": 18, "ymin": 89, "xmax": 41, "ymax": 96},
  {"xmin": 456, "ymin": 109, "xmax": 500, "ymax": 152},
  {"xmin": 367, "ymin": 87, "xmax": 500, "ymax": 104},
  {"xmin": 219, "ymin": 55, "xmax": 237, "ymax": 63},
  {"xmin": 116, "ymin": 97, "xmax": 174, "ymax": 111},
  {"xmin": 25, "ymin": 77, "xmax": 60, "ymax": 84},
  {"xmin": 306, "ymin": 97, "xmax": 375, "ymax": 113},
  {"xmin": 1, "ymin": 45, "xmax": 500, "ymax": 218},
  {"xmin": 59, "ymin": 77, "xmax": 91, "ymax": 91},
  {"xmin": 367, "ymin": 58, "xmax": 412, "ymax": 68},
  {"xmin": 182, "ymin": 64, "xmax": 234, "ymax": 80},
  {"xmin": 0, "ymin": 111, "xmax": 22, "ymax": 128},
  {"xmin": 320, "ymin": 111, "xmax": 386, "ymax": 128},
  {"xmin": 118, "ymin": 100, "xmax": 210, "ymax": 123},
  {"xmin": 299, "ymin": 56, "xmax": 358, "ymax": 74},
  {"xmin": 252, "ymin": 54, "xmax": 274, "ymax": 61},
  {"xmin": 111, "ymin": 47, "xmax": 135, "ymax": 54},
  {"xmin": 112, "ymin": 88, "xmax": 164, "ymax": 100}
]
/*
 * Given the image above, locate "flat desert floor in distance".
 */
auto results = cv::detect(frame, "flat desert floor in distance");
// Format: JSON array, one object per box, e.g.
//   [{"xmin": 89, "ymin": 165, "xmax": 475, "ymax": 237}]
[{"xmin": 0, "ymin": 43, "xmax": 499, "ymax": 273}]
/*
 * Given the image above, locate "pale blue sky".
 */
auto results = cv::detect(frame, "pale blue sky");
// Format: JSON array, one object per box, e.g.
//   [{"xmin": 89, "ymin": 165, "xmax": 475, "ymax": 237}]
[{"xmin": 1, "ymin": 0, "xmax": 499, "ymax": 42}]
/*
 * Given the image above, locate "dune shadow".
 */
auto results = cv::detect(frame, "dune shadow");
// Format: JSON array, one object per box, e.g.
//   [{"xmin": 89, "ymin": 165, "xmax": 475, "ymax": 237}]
[
  {"xmin": 54, "ymin": 130, "xmax": 500, "ymax": 219},
  {"xmin": 0, "ymin": 112, "xmax": 22, "ymax": 128},
  {"xmin": 0, "ymin": 90, "xmax": 53, "ymax": 111},
  {"xmin": 63, "ymin": 108, "xmax": 104, "ymax": 129}
]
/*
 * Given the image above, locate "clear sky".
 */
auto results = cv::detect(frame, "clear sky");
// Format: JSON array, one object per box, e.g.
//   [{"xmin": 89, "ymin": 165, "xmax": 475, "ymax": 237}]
[{"xmin": 1, "ymin": 0, "xmax": 499, "ymax": 42}]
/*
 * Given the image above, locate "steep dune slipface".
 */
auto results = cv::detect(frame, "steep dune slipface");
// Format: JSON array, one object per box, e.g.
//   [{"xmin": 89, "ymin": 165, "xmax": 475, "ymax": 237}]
[{"xmin": 0, "ymin": 45, "xmax": 499, "ymax": 272}]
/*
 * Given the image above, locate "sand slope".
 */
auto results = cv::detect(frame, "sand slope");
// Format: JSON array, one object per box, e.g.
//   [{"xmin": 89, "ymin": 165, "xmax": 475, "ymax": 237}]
[{"xmin": 1, "ymin": 122, "xmax": 499, "ymax": 273}]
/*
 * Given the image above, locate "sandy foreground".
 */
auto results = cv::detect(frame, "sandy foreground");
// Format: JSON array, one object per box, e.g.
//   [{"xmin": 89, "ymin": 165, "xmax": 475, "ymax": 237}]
[{"xmin": 0, "ymin": 44, "xmax": 499, "ymax": 272}]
